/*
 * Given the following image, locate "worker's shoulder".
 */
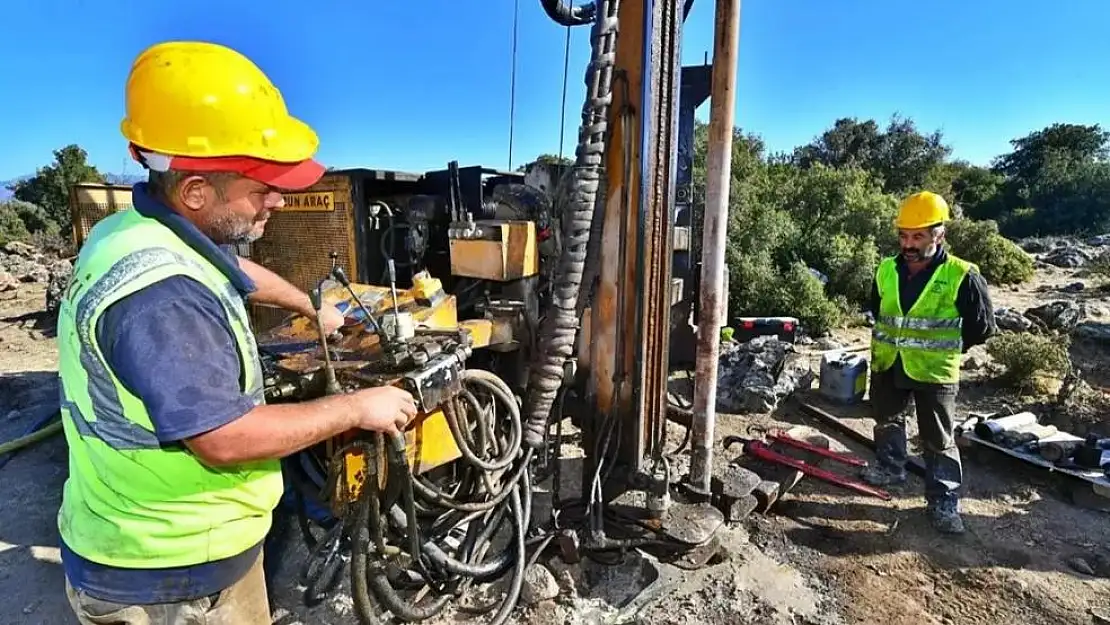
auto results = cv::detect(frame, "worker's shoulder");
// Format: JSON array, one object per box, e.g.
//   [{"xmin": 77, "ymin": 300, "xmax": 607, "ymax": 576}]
[
  {"xmin": 76, "ymin": 218, "xmax": 214, "ymax": 287},
  {"xmin": 943, "ymin": 253, "xmax": 981, "ymax": 276},
  {"xmin": 876, "ymin": 255, "xmax": 898, "ymax": 271},
  {"xmin": 102, "ymin": 275, "xmax": 229, "ymax": 327}
]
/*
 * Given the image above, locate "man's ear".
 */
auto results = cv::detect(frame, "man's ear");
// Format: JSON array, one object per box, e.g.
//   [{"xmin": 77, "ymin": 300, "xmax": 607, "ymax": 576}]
[{"xmin": 177, "ymin": 175, "xmax": 210, "ymax": 212}]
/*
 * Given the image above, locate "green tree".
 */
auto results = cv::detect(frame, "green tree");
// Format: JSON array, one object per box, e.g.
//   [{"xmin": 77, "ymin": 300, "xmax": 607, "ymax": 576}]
[
  {"xmin": 10, "ymin": 144, "xmax": 106, "ymax": 235},
  {"xmin": 950, "ymin": 163, "xmax": 1005, "ymax": 220},
  {"xmin": 992, "ymin": 123, "xmax": 1110, "ymax": 185},
  {"xmin": 793, "ymin": 115, "xmax": 951, "ymax": 197}
]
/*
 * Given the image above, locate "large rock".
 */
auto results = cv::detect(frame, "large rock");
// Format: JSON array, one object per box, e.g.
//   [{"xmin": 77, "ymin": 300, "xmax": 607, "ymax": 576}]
[
  {"xmin": 3, "ymin": 241, "xmax": 36, "ymax": 258},
  {"xmin": 1043, "ymin": 246, "xmax": 1093, "ymax": 268},
  {"xmin": 1026, "ymin": 301, "xmax": 1083, "ymax": 332},
  {"xmin": 45, "ymin": 259, "xmax": 73, "ymax": 314},
  {"xmin": 717, "ymin": 337, "xmax": 814, "ymax": 414},
  {"xmin": 1, "ymin": 254, "xmax": 48, "ymax": 283},
  {"xmin": 519, "ymin": 563, "xmax": 561, "ymax": 606},
  {"xmin": 0, "ymin": 271, "xmax": 16, "ymax": 292},
  {"xmin": 1020, "ymin": 238, "xmax": 1053, "ymax": 254},
  {"xmin": 1074, "ymin": 321, "xmax": 1110, "ymax": 344},
  {"xmin": 995, "ymin": 308, "xmax": 1033, "ymax": 332}
]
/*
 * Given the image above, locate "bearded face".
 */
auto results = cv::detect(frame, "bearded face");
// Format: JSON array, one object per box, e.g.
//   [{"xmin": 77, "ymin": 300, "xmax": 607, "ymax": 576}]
[{"xmin": 898, "ymin": 225, "xmax": 943, "ymax": 264}]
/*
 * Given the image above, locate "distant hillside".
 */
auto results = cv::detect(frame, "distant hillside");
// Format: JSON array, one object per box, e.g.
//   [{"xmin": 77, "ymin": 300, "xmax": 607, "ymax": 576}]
[
  {"xmin": 0, "ymin": 175, "xmax": 31, "ymax": 201},
  {"xmin": 103, "ymin": 173, "xmax": 145, "ymax": 186},
  {"xmin": 0, "ymin": 173, "xmax": 144, "ymax": 202}
]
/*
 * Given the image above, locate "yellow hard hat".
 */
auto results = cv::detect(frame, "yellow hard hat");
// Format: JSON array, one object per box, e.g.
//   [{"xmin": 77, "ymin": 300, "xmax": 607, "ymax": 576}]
[
  {"xmin": 121, "ymin": 41, "xmax": 322, "ymax": 187},
  {"xmin": 896, "ymin": 191, "xmax": 950, "ymax": 230}
]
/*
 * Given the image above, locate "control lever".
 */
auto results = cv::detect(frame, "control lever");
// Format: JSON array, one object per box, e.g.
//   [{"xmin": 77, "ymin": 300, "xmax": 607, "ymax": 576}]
[
  {"xmin": 329, "ymin": 263, "xmax": 388, "ymax": 338},
  {"xmin": 310, "ymin": 286, "xmax": 342, "ymax": 396},
  {"xmin": 387, "ymin": 259, "xmax": 402, "ymax": 342}
]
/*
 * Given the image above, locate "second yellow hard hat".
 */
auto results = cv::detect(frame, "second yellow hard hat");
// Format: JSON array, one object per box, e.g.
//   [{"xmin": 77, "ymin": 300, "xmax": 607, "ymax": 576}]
[{"xmin": 896, "ymin": 191, "xmax": 950, "ymax": 230}]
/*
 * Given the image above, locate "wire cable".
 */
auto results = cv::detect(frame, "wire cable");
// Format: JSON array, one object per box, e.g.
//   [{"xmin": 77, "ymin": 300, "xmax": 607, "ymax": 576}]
[
  {"xmin": 557, "ymin": 1, "xmax": 573, "ymax": 162},
  {"xmin": 508, "ymin": 0, "xmax": 520, "ymax": 170}
]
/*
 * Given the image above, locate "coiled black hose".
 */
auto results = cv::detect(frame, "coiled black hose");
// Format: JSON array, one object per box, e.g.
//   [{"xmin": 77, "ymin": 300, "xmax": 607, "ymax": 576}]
[
  {"xmin": 522, "ymin": 0, "xmax": 621, "ymax": 449},
  {"xmin": 347, "ymin": 368, "xmax": 533, "ymax": 625},
  {"xmin": 444, "ymin": 372, "xmax": 522, "ymax": 472}
]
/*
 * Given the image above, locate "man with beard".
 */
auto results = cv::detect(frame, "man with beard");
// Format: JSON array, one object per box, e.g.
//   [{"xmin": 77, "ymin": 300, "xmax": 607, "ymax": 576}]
[
  {"xmin": 861, "ymin": 190, "xmax": 995, "ymax": 535},
  {"xmin": 56, "ymin": 41, "xmax": 417, "ymax": 623}
]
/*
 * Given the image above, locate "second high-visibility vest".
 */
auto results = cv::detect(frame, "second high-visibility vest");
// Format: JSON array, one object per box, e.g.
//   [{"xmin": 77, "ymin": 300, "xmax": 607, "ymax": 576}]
[{"xmin": 870, "ymin": 254, "xmax": 975, "ymax": 385}]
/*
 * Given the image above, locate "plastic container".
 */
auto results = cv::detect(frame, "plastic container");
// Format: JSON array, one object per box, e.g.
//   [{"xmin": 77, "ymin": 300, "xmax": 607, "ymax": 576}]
[{"xmin": 819, "ymin": 351, "xmax": 869, "ymax": 404}]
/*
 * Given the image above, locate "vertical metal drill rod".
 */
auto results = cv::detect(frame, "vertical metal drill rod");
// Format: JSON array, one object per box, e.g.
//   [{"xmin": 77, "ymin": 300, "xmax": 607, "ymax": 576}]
[{"xmin": 689, "ymin": 0, "xmax": 741, "ymax": 494}]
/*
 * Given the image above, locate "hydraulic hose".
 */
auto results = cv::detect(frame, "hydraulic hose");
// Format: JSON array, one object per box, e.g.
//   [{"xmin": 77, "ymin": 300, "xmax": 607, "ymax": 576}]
[
  {"xmin": 540, "ymin": 0, "xmax": 597, "ymax": 26},
  {"xmin": 522, "ymin": 0, "xmax": 621, "ymax": 449},
  {"xmin": 443, "ymin": 374, "xmax": 522, "ymax": 472},
  {"xmin": 343, "ymin": 367, "xmax": 533, "ymax": 625}
]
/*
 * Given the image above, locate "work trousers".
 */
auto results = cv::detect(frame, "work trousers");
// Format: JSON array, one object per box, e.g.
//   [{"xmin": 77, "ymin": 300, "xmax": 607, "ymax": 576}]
[
  {"xmin": 64, "ymin": 550, "xmax": 271, "ymax": 625},
  {"xmin": 870, "ymin": 365, "xmax": 962, "ymax": 507}
]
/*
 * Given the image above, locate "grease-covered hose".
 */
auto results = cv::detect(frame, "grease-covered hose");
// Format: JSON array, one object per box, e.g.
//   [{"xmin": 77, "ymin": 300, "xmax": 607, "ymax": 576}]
[
  {"xmin": 347, "ymin": 368, "xmax": 534, "ymax": 625},
  {"xmin": 522, "ymin": 0, "xmax": 621, "ymax": 449}
]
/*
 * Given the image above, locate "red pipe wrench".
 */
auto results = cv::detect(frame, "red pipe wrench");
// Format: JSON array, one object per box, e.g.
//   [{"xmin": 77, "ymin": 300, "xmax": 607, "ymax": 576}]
[
  {"xmin": 764, "ymin": 431, "xmax": 867, "ymax": 467},
  {"xmin": 724, "ymin": 435, "xmax": 891, "ymax": 500}
]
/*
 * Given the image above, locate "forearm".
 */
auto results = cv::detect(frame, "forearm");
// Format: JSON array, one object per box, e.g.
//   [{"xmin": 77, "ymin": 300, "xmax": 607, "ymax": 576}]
[
  {"xmin": 186, "ymin": 394, "xmax": 358, "ymax": 465},
  {"xmin": 238, "ymin": 256, "xmax": 314, "ymax": 317}
]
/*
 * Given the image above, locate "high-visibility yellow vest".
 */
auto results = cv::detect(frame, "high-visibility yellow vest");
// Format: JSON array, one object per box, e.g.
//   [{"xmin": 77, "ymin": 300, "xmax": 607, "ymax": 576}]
[
  {"xmin": 55, "ymin": 208, "xmax": 283, "ymax": 569},
  {"xmin": 870, "ymin": 254, "xmax": 975, "ymax": 385}
]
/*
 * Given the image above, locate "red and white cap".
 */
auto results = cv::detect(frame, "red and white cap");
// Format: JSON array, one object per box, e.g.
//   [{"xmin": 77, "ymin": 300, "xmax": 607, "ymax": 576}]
[{"xmin": 129, "ymin": 143, "xmax": 325, "ymax": 191}]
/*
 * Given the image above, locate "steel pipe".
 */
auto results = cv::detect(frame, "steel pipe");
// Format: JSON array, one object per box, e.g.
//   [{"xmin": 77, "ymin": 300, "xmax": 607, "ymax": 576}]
[{"xmin": 689, "ymin": 0, "xmax": 741, "ymax": 495}]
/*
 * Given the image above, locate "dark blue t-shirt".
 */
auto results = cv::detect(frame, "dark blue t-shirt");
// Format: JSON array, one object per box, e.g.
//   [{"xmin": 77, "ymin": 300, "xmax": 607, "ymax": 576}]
[{"xmin": 61, "ymin": 183, "xmax": 265, "ymax": 604}]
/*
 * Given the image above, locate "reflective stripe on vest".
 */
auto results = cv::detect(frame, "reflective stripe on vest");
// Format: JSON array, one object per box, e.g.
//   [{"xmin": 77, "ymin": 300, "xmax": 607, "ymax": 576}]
[
  {"xmin": 56, "ymin": 208, "xmax": 281, "ymax": 569},
  {"xmin": 63, "ymin": 245, "xmax": 265, "ymax": 450},
  {"xmin": 869, "ymin": 254, "xmax": 974, "ymax": 385}
]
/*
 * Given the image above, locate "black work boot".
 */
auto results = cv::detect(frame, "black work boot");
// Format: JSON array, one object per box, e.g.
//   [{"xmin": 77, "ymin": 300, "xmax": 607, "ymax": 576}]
[
  {"xmin": 927, "ymin": 498, "xmax": 965, "ymax": 534},
  {"xmin": 863, "ymin": 422, "xmax": 909, "ymax": 486},
  {"xmin": 860, "ymin": 462, "xmax": 907, "ymax": 486}
]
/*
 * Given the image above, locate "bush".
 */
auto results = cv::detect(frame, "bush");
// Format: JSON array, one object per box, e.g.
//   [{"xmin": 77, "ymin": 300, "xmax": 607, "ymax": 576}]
[
  {"xmin": 945, "ymin": 218, "xmax": 1035, "ymax": 285},
  {"xmin": 0, "ymin": 204, "xmax": 30, "ymax": 247},
  {"xmin": 8, "ymin": 200, "xmax": 58, "ymax": 236},
  {"xmin": 727, "ymin": 251, "xmax": 843, "ymax": 335},
  {"xmin": 986, "ymin": 332, "xmax": 1071, "ymax": 393},
  {"xmin": 30, "ymin": 229, "xmax": 73, "ymax": 257}
]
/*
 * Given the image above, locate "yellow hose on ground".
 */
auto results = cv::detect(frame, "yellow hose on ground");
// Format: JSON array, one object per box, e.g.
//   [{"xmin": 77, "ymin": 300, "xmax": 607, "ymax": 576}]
[{"xmin": 0, "ymin": 419, "xmax": 63, "ymax": 456}]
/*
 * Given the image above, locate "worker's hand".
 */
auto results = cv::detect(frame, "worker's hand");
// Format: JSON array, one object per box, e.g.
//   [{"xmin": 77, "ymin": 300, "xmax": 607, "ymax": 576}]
[
  {"xmin": 315, "ymin": 303, "xmax": 346, "ymax": 335},
  {"xmin": 348, "ymin": 386, "xmax": 418, "ymax": 434}
]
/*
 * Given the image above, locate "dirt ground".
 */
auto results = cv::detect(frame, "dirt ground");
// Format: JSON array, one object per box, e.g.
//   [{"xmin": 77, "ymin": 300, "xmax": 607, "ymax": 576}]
[{"xmin": 2, "ymin": 259, "xmax": 1110, "ymax": 624}]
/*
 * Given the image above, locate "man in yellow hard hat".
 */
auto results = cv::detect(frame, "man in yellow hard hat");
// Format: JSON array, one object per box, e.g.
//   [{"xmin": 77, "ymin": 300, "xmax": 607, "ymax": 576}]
[
  {"xmin": 861, "ymin": 190, "xmax": 995, "ymax": 535},
  {"xmin": 55, "ymin": 41, "xmax": 417, "ymax": 623}
]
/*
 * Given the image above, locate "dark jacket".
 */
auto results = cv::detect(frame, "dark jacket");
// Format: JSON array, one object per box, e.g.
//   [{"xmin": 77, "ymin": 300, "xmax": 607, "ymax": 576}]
[{"xmin": 868, "ymin": 246, "xmax": 996, "ymax": 389}]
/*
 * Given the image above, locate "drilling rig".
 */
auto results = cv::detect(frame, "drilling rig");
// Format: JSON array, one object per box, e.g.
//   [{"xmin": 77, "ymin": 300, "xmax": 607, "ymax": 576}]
[
  {"xmin": 65, "ymin": 1, "xmax": 740, "ymax": 622},
  {"xmin": 255, "ymin": 0, "xmax": 740, "ymax": 621}
]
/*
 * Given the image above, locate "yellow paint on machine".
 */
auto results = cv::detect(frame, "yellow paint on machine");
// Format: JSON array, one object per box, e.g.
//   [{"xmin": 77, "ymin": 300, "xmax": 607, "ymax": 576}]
[
  {"xmin": 277, "ymin": 191, "xmax": 336, "ymax": 212},
  {"xmin": 337, "ymin": 409, "xmax": 462, "ymax": 504}
]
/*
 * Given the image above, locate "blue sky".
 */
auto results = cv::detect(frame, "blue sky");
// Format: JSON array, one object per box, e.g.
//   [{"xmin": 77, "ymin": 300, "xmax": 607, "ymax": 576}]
[{"xmin": 2, "ymin": 0, "xmax": 1110, "ymax": 180}]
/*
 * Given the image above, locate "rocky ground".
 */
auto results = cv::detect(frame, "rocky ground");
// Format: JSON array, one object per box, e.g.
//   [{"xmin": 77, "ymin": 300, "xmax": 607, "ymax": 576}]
[{"xmin": 2, "ymin": 239, "xmax": 1110, "ymax": 624}]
